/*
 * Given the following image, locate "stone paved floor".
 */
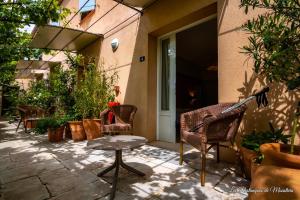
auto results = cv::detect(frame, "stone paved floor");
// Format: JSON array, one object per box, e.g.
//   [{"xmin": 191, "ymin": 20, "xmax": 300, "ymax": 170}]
[{"xmin": 0, "ymin": 119, "xmax": 249, "ymax": 200}]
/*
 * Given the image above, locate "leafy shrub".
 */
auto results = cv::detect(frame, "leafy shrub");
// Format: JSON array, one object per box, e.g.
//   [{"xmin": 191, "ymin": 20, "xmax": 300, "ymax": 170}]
[{"xmin": 241, "ymin": 122, "xmax": 291, "ymax": 152}]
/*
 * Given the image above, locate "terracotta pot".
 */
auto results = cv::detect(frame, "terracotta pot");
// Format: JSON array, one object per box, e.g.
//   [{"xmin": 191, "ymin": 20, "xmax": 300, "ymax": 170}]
[
  {"xmin": 68, "ymin": 121, "xmax": 86, "ymax": 142},
  {"xmin": 260, "ymin": 143, "xmax": 300, "ymax": 169},
  {"xmin": 240, "ymin": 146, "xmax": 258, "ymax": 179},
  {"xmin": 48, "ymin": 126, "xmax": 64, "ymax": 142},
  {"xmin": 83, "ymin": 119, "xmax": 102, "ymax": 141},
  {"xmin": 65, "ymin": 123, "xmax": 72, "ymax": 139}
]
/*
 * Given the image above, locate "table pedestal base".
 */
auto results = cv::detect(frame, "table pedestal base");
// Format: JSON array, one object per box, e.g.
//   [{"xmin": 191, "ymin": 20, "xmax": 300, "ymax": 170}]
[{"xmin": 97, "ymin": 150, "xmax": 145, "ymax": 200}]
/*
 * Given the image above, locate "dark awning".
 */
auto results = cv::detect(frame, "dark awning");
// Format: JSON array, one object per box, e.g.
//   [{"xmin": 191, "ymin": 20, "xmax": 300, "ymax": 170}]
[
  {"xmin": 114, "ymin": 0, "xmax": 157, "ymax": 9},
  {"xmin": 30, "ymin": 25, "xmax": 102, "ymax": 51}
]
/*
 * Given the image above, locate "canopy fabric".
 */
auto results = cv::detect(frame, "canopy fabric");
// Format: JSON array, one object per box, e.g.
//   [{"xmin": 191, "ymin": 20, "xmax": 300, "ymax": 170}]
[
  {"xmin": 114, "ymin": 0, "xmax": 157, "ymax": 8},
  {"xmin": 16, "ymin": 60, "xmax": 60, "ymax": 70},
  {"xmin": 30, "ymin": 25, "xmax": 102, "ymax": 51}
]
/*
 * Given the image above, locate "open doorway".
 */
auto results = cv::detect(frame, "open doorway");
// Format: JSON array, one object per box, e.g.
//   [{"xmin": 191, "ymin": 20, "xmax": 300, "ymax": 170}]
[{"xmin": 175, "ymin": 18, "xmax": 218, "ymax": 142}]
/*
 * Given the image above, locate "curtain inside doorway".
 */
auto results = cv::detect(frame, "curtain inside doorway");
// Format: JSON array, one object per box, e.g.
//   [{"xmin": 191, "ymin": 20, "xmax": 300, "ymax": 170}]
[{"xmin": 161, "ymin": 39, "xmax": 170, "ymax": 110}]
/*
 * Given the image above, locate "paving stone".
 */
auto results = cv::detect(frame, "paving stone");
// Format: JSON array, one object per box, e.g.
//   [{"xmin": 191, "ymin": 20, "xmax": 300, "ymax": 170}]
[
  {"xmin": 0, "ymin": 158, "xmax": 15, "ymax": 172},
  {"xmin": 61, "ymin": 157, "xmax": 105, "ymax": 172},
  {"xmin": 50, "ymin": 180, "xmax": 110, "ymax": 200},
  {"xmin": 39, "ymin": 168, "xmax": 73, "ymax": 183},
  {"xmin": 1, "ymin": 176, "xmax": 49, "ymax": 200},
  {"xmin": 214, "ymin": 173, "xmax": 249, "ymax": 198},
  {"xmin": 156, "ymin": 176, "xmax": 226, "ymax": 200},
  {"xmin": 0, "ymin": 159, "xmax": 63, "ymax": 184},
  {"xmin": 183, "ymin": 151, "xmax": 235, "ymax": 177},
  {"xmin": 41, "ymin": 168, "xmax": 99, "ymax": 197},
  {"xmin": 190, "ymin": 171, "xmax": 222, "ymax": 188},
  {"xmin": 0, "ymin": 120, "xmax": 250, "ymax": 200},
  {"xmin": 10, "ymin": 151, "xmax": 54, "ymax": 166}
]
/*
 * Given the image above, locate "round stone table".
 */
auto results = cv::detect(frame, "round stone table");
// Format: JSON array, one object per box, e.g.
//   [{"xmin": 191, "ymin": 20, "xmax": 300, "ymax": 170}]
[{"xmin": 87, "ymin": 135, "xmax": 148, "ymax": 200}]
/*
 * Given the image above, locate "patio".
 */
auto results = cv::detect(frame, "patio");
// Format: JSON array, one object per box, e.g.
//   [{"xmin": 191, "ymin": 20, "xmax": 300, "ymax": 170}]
[{"xmin": 0, "ymin": 119, "xmax": 249, "ymax": 200}]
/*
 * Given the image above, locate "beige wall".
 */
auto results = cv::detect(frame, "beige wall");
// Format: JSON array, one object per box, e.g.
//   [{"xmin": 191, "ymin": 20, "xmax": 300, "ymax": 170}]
[
  {"xmin": 218, "ymin": 0, "xmax": 300, "ymax": 145},
  {"xmin": 15, "ymin": 79, "xmax": 33, "ymax": 90},
  {"xmin": 60, "ymin": 0, "xmax": 299, "ymax": 144}
]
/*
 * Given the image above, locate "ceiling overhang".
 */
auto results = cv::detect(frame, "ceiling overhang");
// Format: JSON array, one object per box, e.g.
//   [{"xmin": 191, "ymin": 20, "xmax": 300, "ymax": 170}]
[
  {"xmin": 114, "ymin": 0, "xmax": 157, "ymax": 10},
  {"xmin": 30, "ymin": 25, "xmax": 102, "ymax": 51}
]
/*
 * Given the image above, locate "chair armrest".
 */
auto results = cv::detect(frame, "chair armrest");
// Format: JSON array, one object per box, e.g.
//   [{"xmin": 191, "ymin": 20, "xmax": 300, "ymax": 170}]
[{"xmin": 100, "ymin": 109, "xmax": 110, "ymax": 125}]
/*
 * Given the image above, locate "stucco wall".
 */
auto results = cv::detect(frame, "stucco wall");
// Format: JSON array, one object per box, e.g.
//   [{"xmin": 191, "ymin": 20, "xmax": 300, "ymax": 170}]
[
  {"xmin": 60, "ymin": 0, "xmax": 299, "ymax": 144},
  {"xmin": 218, "ymin": 0, "xmax": 300, "ymax": 145},
  {"xmin": 74, "ymin": 0, "xmax": 217, "ymax": 141}
]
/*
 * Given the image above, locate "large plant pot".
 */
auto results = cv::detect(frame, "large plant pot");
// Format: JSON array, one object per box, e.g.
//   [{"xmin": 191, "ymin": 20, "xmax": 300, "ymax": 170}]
[
  {"xmin": 65, "ymin": 123, "xmax": 72, "ymax": 139},
  {"xmin": 83, "ymin": 119, "xmax": 102, "ymax": 141},
  {"xmin": 48, "ymin": 126, "xmax": 64, "ymax": 142},
  {"xmin": 240, "ymin": 146, "xmax": 258, "ymax": 179},
  {"xmin": 260, "ymin": 143, "xmax": 300, "ymax": 169},
  {"xmin": 68, "ymin": 121, "xmax": 86, "ymax": 142}
]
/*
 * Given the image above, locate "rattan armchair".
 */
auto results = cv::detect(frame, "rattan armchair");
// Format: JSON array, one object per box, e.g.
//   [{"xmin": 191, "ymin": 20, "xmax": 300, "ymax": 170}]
[
  {"xmin": 180, "ymin": 103, "xmax": 247, "ymax": 186},
  {"xmin": 16, "ymin": 105, "xmax": 45, "ymax": 133},
  {"xmin": 100, "ymin": 105, "xmax": 137, "ymax": 135}
]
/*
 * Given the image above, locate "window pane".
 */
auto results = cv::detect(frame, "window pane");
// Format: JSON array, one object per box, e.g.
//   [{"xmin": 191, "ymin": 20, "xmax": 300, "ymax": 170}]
[
  {"xmin": 79, "ymin": 0, "xmax": 96, "ymax": 12},
  {"xmin": 161, "ymin": 39, "xmax": 170, "ymax": 111}
]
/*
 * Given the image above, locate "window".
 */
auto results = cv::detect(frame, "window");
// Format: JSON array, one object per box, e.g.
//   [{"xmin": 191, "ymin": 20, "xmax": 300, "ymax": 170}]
[{"xmin": 79, "ymin": 0, "xmax": 96, "ymax": 20}]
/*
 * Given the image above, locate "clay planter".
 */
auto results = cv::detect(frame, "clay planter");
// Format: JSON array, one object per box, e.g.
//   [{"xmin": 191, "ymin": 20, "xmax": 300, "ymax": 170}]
[
  {"xmin": 83, "ymin": 119, "xmax": 102, "ymax": 141},
  {"xmin": 240, "ymin": 146, "xmax": 258, "ymax": 179},
  {"xmin": 48, "ymin": 126, "xmax": 64, "ymax": 142},
  {"xmin": 65, "ymin": 123, "xmax": 72, "ymax": 139},
  {"xmin": 260, "ymin": 143, "xmax": 300, "ymax": 169},
  {"xmin": 68, "ymin": 121, "xmax": 86, "ymax": 142}
]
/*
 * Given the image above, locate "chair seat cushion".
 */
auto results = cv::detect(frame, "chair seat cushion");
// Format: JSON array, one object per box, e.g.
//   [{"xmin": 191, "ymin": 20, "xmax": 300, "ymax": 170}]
[
  {"xmin": 182, "ymin": 130, "xmax": 226, "ymax": 149},
  {"xmin": 103, "ymin": 123, "xmax": 132, "ymax": 132},
  {"xmin": 182, "ymin": 131, "xmax": 205, "ymax": 150}
]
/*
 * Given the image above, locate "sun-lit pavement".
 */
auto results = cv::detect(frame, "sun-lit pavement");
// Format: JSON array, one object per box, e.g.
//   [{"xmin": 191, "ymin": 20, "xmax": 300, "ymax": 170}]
[{"xmin": 0, "ymin": 119, "xmax": 249, "ymax": 200}]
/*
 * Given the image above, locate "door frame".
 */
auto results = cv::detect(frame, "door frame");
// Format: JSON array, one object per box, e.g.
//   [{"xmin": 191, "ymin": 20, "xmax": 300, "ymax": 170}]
[{"xmin": 156, "ymin": 14, "xmax": 217, "ymax": 142}]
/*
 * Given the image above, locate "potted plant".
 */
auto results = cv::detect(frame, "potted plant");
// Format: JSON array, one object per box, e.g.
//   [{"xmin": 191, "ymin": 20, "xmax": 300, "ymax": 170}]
[
  {"xmin": 260, "ymin": 104, "xmax": 300, "ymax": 168},
  {"xmin": 74, "ymin": 58, "xmax": 118, "ymax": 140},
  {"xmin": 240, "ymin": 122, "xmax": 291, "ymax": 179},
  {"xmin": 35, "ymin": 116, "xmax": 69, "ymax": 142},
  {"xmin": 240, "ymin": 0, "xmax": 300, "ymax": 170}
]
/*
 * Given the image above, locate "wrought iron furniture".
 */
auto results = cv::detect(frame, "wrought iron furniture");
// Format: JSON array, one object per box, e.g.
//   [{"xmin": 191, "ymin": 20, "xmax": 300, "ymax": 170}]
[
  {"xmin": 180, "ymin": 103, "xmax": 247, "ymax": 186},
  {"xmin": 100, "ymin": 105, "xmax": 137, "ymax": 135},
  {"xmin": 87, "ymin": 135, "xmax": 147, "ymax": 200}
]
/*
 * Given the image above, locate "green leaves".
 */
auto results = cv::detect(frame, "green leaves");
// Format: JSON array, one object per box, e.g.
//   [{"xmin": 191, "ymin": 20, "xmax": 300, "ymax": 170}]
[
  {"xmin": 240, "ymin": 0, "xmax": 300, "ymax": 90},
  {"xmin": 74, "ymin": 56, "xmax": 118, "ymax": 119},
  {"xmin": 241, "ymin": 122, "xmax": 291, "ymax": 153}
]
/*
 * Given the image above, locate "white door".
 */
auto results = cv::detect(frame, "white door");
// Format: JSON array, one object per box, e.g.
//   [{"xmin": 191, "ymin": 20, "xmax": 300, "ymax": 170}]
[{"xmin": 157, "ymin": 34, "xmax": 176, "ymax": 143}]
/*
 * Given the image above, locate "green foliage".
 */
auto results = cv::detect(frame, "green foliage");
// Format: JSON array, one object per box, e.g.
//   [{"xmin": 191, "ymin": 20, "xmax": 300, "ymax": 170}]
[
  {"xmin": 18, "ymin": 79, "xmax": 53, "ymax": 110},
  {"xmin": 49, "ymin": 65, "xmax": 76, "ymax": 115},
  {"xmin": 242, "ymin": 122, "xmax": 291, "ymax": 152},
  {"xmin": 74, "ymin": 58, "xmax": 118, "ymax": 118},
  {"xmin": 35, "ymin": 114, "xmax": 72, "ymax": 134},
  {"xmin": 65, "ymin": 52, "xmax": 84, "ymax": 70},
  {"xmin": 0, "ymin": 0, "xmax": 69, "ymax": 85},
  {"xmin": 240, "ymin": 0, "xmax": 300, "ymax": 90}
]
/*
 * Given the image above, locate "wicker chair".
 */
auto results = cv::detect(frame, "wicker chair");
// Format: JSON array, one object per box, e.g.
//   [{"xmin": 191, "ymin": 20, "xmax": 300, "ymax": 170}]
[
  {"xmin": 180, "ymin": 103, "xmax": 247, "ymax": 186},
  {"xmin": 16, "ymin": 105, "xmax": 45, "ymax": 133},
  {"xmin": 100, "ymin": 105, "xmax": 137, "ymax": 135}
]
